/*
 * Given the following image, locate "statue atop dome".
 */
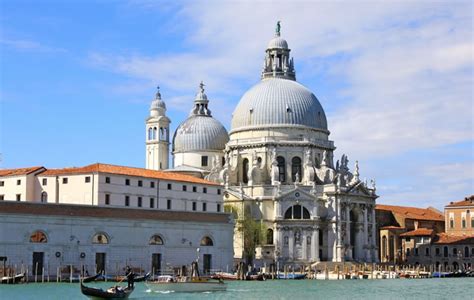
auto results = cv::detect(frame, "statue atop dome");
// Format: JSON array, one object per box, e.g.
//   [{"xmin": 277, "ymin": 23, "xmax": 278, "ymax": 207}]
[{"xmin": 275, "ymin": 21, "xmax": 281, "ymax": 36}]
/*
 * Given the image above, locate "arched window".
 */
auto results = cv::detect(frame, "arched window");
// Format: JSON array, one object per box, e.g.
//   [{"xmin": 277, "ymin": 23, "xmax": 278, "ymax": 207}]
[
  {"xmin": 200, "ymin": 236, "xmax": 213, "ymax": 246},
  {"xmin": 160, "ymin": 127, "xmax": 164, "ymax": 140},
  {"xmin": 148, "ymin": 127, "xmax": 153, "ymax": 140},
  {"xmin": 284, "ymin": 205, "xmax": 311, "ymax": 220},
  {"xmin": 266, "ymin": 229, "xmax": 274, "ymax": 245},
  {"xmin": 30, "ymin": 231, "xmax": 47, "ymax": 243},
  {"xmin": 92, "ymin": 233, "xmax": 109, "ymax": 244},
  {"xmin": 277, "ymin": 156, "xmax": 286, "ymax": 182},
  {"xmin": 149, "ymin": 235, "xmax": 164, "ymax": 245},
  {"xmin": 291, "ymin": 157, "xmax": 302, "ymax": 182},
  {"xmin": 242, "ymin": 158, "xmax": 249, "ymax": 184},
  {"xmin": 465, "ymin": 246, "xmax": 469, "ymax": 258},
  {"xmin": 443, "ymin": 246, "xmax": 448, "ymax": 257},
  {"xmin": 163, "ymin": 127, "xmax": 168, "ymax": 141},
  {"xmin": 40, "ymin": 192, "xmax": 48, "ymax": 203},
  {"xmin": 152, "ymin": 127, "xmax": 157, "ymax": 140}
]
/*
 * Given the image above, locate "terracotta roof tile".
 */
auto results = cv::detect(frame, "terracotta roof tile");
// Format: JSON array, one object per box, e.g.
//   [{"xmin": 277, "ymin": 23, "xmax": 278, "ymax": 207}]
[
  {"xmin": 380, "ymin": 226, "xmax": 405, "ymax": 230},
  {"xmin": 376, "ymin": 204, "xmax": 444, "ymax": 222},
  {"xmin": 0, "ymin": 166, "xmax": 45, "ymax": 177},
  {"xmin": 400, "ymin": 228, "xmax": 434, "ymax": 237},
  {"xmin": 434, "ymin": 233, "xmax": 474, "ymax": 245},
  {"xmin": 41, "ymin": 163, "xmax": 220, "ymax": 186},
  {"xmin": 445, "ymin": 195, "xmax": 474, "ymax": 208}
]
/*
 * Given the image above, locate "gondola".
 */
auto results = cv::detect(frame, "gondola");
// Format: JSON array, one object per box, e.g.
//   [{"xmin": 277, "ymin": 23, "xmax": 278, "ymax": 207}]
[
  {"xmin": 1, "ymin": 272, "xmax": 25, "ymax": 284},
  {"xmin": 80, "ymin": 281, "xmax": 134, "ymax": 299}
]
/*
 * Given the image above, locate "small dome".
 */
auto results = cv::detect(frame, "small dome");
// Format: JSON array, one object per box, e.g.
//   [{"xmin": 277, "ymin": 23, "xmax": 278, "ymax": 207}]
[
  {"xmin": 231, "ymin": 78, "xmax": 327, "ymax": 132},
  {"xmin": 267, "ymin": 36, "xmax": 288, "ymax": 49},
  {"xmin": 173, "ymin": 116, "xmax": 229, "ymax": 153},
  {"xmin": 150, "ymin": 98, "xmax": 166, "ymax": 110}
]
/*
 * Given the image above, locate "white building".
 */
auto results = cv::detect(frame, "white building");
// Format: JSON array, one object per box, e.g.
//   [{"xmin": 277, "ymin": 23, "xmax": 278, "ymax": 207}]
[{"xmin": 0, "ymin": 201, "xmax": 233, "ymax": 276}]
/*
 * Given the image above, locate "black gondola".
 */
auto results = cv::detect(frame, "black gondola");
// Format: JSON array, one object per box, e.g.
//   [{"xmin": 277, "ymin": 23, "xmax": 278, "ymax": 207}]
[
  {"xmin": 1, "ymin": 273, "xmax": 25, "ymax": 284},
  {"xmin": 80, "ymin": 282, "xmax": 134, "ymax": 299}
]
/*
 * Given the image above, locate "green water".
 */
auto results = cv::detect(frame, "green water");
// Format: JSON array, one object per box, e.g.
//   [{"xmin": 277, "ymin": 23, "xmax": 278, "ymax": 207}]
[{"xmin": 0, "ymin": 278, "xmax": 473, "ymax": 300}]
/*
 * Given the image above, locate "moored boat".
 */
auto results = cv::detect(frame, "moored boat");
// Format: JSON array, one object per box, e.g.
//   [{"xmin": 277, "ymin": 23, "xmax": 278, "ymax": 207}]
[
  {"xmin": 146, "ymin": 276, "xmax": 226, "ymax": 293},
  {"xmin": 276, "ymin": 273, "xmax": 306, "ymax": 280},
  {"xmin": 1, "ymin": 273, "xmax": 25, "ymax": 284}
]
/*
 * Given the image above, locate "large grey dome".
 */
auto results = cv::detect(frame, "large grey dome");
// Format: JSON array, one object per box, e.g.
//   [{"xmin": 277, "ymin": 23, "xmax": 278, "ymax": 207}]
[
  {"xmin": 173, "ymin": 115, "xmax": 229, "ymax": 153},
  {"xmin": 230, "ymin": 78, "xmax": 328, "ymax": 133}
]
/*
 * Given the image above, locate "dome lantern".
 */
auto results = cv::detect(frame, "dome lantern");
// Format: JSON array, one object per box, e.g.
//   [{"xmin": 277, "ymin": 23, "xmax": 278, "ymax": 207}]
[
  {"xmin": 261, "ymin": 21, "xmax": 295, "ymax": 81},
  {"xmin": 150, "ymin": 86, "xmax": 167, "ymax": 117},
  {"xmin": 190, "ymin": 81, "xmax": 212, "ymax": 117}
]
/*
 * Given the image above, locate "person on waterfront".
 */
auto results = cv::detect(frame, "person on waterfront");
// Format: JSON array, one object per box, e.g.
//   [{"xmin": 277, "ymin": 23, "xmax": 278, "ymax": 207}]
[{"xmin": 125, "ymin": 266, "xmax": 135, "ymax": 289}]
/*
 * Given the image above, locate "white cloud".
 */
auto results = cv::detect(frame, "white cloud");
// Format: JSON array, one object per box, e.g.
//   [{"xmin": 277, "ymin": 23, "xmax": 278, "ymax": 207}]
[{"xmin": 1, "ymin": 38, "xmax": 66, "ymax": 53}]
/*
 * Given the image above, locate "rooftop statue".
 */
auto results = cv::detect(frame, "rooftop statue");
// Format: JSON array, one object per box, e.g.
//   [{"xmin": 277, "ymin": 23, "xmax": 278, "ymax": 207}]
[{"xmin": 276, "ymin": 21, "xmax": 281, "ymax": 36}]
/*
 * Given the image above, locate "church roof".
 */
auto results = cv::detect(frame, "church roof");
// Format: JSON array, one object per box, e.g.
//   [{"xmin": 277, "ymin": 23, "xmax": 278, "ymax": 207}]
[
  {"xmin": 41, "ymin": 163, "xmax": 220, "ymax": 185},
  {"xmin": 376, "ymin": 204, "xmax": 444, "ymax": 222},
  {"xmin": 0, "ymin": 166, "xmax": 45, "ymax": 177}
]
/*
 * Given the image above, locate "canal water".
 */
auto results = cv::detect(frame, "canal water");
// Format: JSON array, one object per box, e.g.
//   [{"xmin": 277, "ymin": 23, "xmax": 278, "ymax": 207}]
[{"xmin": 0, "ymin": 278, "xmax": 473, "ymax": 299}]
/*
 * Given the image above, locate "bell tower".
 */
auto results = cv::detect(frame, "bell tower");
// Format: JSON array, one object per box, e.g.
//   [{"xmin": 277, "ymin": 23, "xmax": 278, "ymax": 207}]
[{"xmin": 146, "ymin": 86, "xmax": 171, "ymax": 170}]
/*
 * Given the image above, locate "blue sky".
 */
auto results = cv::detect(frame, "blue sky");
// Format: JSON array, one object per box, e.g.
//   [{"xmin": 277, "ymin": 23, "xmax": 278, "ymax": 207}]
[{"xmin": 1, "ymin": 1, "xmax": 472, "ymax": 209}]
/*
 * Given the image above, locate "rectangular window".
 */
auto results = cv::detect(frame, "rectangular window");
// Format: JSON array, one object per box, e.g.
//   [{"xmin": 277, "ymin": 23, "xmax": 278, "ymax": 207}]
[
  {"xmin": 203, "ymin": 187, "xmax": 207, "ymax": 193},
  {"xmin": 0, "ymin": 181, "xmax": 4, "ymax": 187},
  {"xmin": 217, "ymin": 189, "xmax": 221, "ymax": 195},
  {"xmin": 42, "ymin": 178, "xmax": 47, "ymax": 185},
  {"xmin": 192, "ymin": 202, "xmax": 197, "ymax": 211},
  {"xmin": 471, "ymin": 218, "xmax": 474, "ymax": 228},
  {"xmin": 85, "ymin": 176, "xmax": 91, "ymax": 183},
  {"xmin": 138, "ymin": 197, "xmax": 142, "ymax": 207},
  {"xmin": 150, "ymin": 198, "xmax": 154, "ymax": 208},
  {"xmin": 201, "ymin": 156, "xmax": 208, "ymax": 167},
  {"xmin": 62, "ymin": 178, "xmax": 68, "ymax": 184},
  {"xmin": 125, "ymin": 196, "xmax": 130, "ymax": 206},
  {"xmin": 217, "ymin": 204, "xmax": 221, "ymax": 212},
  {"xmin": 167, "ymin": 199, "xmax": 171, "ymax": 210},
  {"xmin": 450, "ymin": 219, "xmax": 454, "ymax": 228},
  {"xmin": 138, "ymin": 180, "xmax": 143, "ymax": 187},
  {"xmin": 150, "ymin": 181, "xmax": 155, "ymax": 188},
  {"xmin": 425, "ymin": 248, "xmax": 430, "ymax": 256},
  {"xmin": 202, "ymin": 202, "xmax": 207, "ymax": 212},
  {"xmin": 16, "ymin": 179, "xmax": 21, "ymax": 185},
  {"xmin": 462, "ymin": 219, "xmax": 466, "ymax": 228},
  {"xmin": 167, "ymin": 183, "xmax": 172, "ymax": 190},
  {"xmin": 0, "ymin": 195, "xmax": 4, "ymax": 201},
  {"xmin": 125, "ymin": 179, "xmax": 130, "ymax": 186},
  {"xmin": 16, "ymin": 194, "xmax": 21, "ymax": 201},
  {"xmin": 435, "ymin": 247, "xmax": 440, "ymax": 256},
  {"xmin": 105, "ymin": 194, "xmax": 110, "ymax": 205},
  {"xmin": 193, "ymin": 186, "xmax": 197, "ymax": 193},
  {"xmin": 105, "ymin": 177, "xmax": 111, "ymax": 184},
  {"xmin": 414, "ymin": 248, "xmax": 418, "ymax": 256},
  {"xmin": 182, "ymin": 185, "xmax": 187, "ymax": 192}
]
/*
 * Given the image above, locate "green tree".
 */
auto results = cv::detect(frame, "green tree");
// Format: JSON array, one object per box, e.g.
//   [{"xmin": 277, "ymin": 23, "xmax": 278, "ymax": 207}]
[{"xmin": 237, "ymin": 207, "xmax": 266, "ymax": 265}]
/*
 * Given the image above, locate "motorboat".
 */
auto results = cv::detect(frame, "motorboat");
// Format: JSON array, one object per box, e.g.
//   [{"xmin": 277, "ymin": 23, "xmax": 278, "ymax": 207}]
[
  {"xmin": 146, "ymin": 275, "xmax": 226, "ymax": 293},
  {"xmin": 1, "ymin": 273, "xmax": 25, "ymax": 284}
]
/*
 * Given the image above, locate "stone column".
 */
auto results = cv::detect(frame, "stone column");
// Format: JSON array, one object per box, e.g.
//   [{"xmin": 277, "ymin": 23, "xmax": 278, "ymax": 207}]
[
  {"xmin": 335, "ymin": 197, "xmax": 343, "ymax": 262},
  {"xmin": 371, "ymin": 205, "xmax": 378, "ymax": 262},
  {"xmin": 345, "ymin": 204, "xmax": 351, "ymax": 260},
  {"xmin": 363, "ymin": 204, "xmax": 370, "ymax": 262},
  {"xmin": 288, "ymin": 228, "xmax": 294, "ymax": 261},
  {"xmin": 302, "ymin": 231, "xmax": 307, "ymax": 261},
  {"xmin": 312, "ymin": 227, "xmax": 320, "ymax": 262}
]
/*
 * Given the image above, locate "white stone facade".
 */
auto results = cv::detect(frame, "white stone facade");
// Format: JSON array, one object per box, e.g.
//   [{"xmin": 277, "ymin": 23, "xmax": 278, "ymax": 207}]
[{"xmin": 0, "ymin": 202, "xmax": 234, "ymax": 276}]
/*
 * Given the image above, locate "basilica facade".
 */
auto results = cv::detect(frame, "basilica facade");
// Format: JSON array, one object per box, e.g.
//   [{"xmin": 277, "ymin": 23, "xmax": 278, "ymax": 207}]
[{"xmin": 146, "ymin": 26, "xmax": 378, "ymax": 264}]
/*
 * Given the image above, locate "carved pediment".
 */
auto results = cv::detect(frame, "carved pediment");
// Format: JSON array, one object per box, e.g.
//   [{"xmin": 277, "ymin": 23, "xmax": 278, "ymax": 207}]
[
  {"xmin": 276, "ymin": 187, "xmax": 317, "ymax": 202},
  {"xmin": 345, "ymin": 182, "xmax": 372, "ymax": 196}
]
